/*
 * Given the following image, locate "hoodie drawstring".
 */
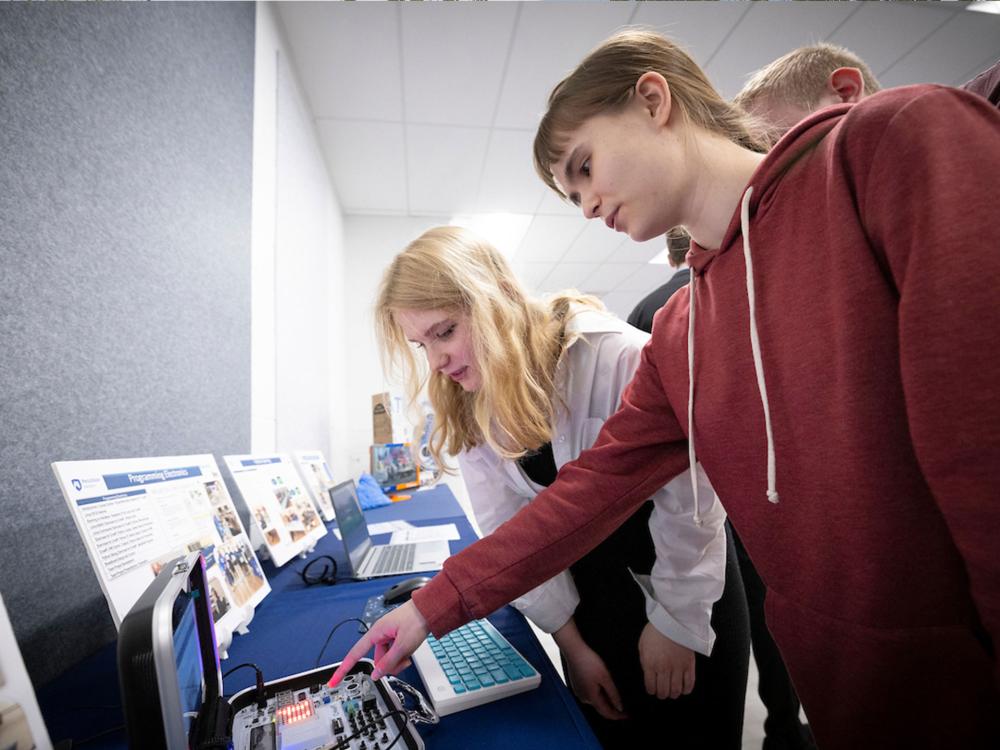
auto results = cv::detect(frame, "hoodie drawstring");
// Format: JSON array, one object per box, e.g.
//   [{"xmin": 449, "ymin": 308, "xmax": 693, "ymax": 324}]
[
  {"xmin": 686, "ymin": 186, "xmax": 779, "ymax": 523},
  {"xmin": 740, "ymin": 187, "xmax": 779, "ymax": 504},
  {"xmin": 687, "ymin": 272, "xmax": 701, "ymax": 526}
]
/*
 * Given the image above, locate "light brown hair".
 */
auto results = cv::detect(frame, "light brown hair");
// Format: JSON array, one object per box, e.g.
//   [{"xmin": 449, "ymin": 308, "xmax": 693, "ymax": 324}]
[
  {"xmin": 733, "ymin": 42, "xmax": 881, "ymax": 113},
  {"xmin": 533, "ymin": 27, "xmax": 771, "ymax": 198},
  {"xmin": 667, "ymin": 227, "xmax": 691, "ymax": 267}
]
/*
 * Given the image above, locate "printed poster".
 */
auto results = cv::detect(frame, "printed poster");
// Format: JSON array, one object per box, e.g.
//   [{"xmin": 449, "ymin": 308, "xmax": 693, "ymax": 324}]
[
  {"xmin": 52, "ymin": 455, "xmax": 270, "ymax": 643},
  {"xmin": 223, "ymin": 454, "xmax": 326, "ymax": 567},
  {"xmin": 293, "ymin": 450, "xmax": 337, "ymax": 522}
]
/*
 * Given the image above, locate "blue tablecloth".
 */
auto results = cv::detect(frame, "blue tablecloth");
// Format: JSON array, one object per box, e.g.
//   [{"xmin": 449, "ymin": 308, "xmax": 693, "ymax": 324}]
[{"xmin": 38, "ymin": 483, "xmax": 601, "ymax": 749}]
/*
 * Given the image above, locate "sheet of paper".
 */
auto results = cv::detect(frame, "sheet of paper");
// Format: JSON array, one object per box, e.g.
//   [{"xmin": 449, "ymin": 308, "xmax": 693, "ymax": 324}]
[
  {"xmin": 390, "ymin": 523, "xmax": 460, "ymax": 544},
  {"xmin": 332, "ymin": 520, "xmax": 412, "ymax": 540},
  {"xmin": 369, "ymin": 520, "xmax": 413, "ymax": 536}
]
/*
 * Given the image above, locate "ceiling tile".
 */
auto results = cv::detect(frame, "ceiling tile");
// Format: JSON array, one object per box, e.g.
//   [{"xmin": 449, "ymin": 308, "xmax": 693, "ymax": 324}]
[
  {"xmin": 278, "ymin": 3, "xmax": 403, "ymax": 121},
  {"xmin": 618, "ymin": 263, "xmax": 676, "ymax": 293},
  {"xmin": 601, "ymin": 290, "xmax": 649, "ymax": 322},
  {"xmin": 406, "ymin": 124, "xmax": 490, "ymax": 215},
  {"xmin": 517, "ymin": 262, "xmax": 556, "ymax": 293},
  {"xmin": 566, "ymin": 221, "xmax": 626, "ymax": 264},
  {"xmin": 705, "ymin": 2, "xmax": 860, "ymax": 99},
  {"xmin": 514, "ymin": 215, "xmax": 586, "ymax": 263},
  {"xmin": 878, "ymin": 10, "xmax": 1000, "ymax": 88},
  {"xmin": 537, "ymin": 262, "xmax": 601, "ymax": 295},
  {"xmin": 316, "ymin": 120, "xmax": 407, "ymax": 213},
  {"xmin": 826, "ymin": 2, "xmax": 956, "ymax": 79},
  {"xmin": 475, "ymin": 128, "xmax": 548, "ymax": 214},
  {"xmin": 582, "ymin": 263, "xmax": 645, "ymax": 292},
  {"xmin": 401, "ymin": 3, "xmax": 519, "ymax": 127},
  {"xmin": 493, "ymin": 2, "xmax": 635, "ymax": 130},
  {"xmin": 277, "ymin": 1, "xmax": 992, "ymax": 227},
  {"xmin": 631, "ymin": 1, "xmax": 750, "ymax": 67},
  {"xmin": 535, "ymin": 189, "xmax": 580, "ymax": 216},
  {"xmin": 604, "ymin": 236, "xmax": 667, "ymax": 265}
]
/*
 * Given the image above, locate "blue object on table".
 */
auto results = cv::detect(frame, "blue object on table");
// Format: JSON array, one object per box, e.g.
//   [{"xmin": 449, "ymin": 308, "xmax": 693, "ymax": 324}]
[{"xmin": 357, "ymin": 472, "xmax": 392, "ymax": 509}]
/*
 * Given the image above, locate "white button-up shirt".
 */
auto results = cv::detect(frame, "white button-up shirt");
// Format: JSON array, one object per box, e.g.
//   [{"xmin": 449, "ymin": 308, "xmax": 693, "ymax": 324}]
[{"xmin": 458, "ymin": 308, "xmax": 726, "ymax": 655}]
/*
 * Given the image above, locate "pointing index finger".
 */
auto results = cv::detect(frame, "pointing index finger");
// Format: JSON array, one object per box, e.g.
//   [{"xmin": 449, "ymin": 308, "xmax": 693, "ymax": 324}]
[{"xmin": 327, "ymin": 630, "xmax": 374, "ymax": 687}]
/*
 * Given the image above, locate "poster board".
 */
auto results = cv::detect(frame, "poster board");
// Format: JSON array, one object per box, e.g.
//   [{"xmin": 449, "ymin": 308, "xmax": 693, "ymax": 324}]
[
  {"xmin": 222, "ymin": 454, "xmax": 326, "ymax": 567},
  {"xmin": 51, "ymin": 455, "xmax": 270, "ymax": 647},
  {"xmin": 293, "ymin": 450, "xmax": 337, "ymax": 522}
]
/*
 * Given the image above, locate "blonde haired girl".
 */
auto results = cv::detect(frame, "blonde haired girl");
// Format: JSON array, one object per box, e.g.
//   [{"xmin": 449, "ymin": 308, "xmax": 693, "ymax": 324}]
[
  {"xmin": 336, "ymin": 28, "xmax": 1000, "ymax": 750},
  {"xmin": 375, "ymin": 225, "xmax": 748, "ymax": 746}
]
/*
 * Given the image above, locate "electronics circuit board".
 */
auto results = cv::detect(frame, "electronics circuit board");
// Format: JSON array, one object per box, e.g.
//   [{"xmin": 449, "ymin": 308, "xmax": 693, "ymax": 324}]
[{"xmin": 230, "ymin": 668, "xmax": 420, "ymax": 750}]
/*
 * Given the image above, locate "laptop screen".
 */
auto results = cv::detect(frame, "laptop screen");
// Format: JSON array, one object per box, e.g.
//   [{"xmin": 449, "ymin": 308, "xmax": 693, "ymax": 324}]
[{"xmin": 328, "ymin": 480, "xmax": 371, "ymax": 573}]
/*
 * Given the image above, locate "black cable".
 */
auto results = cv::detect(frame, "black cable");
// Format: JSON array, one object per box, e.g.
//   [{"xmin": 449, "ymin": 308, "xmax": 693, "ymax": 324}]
[
  {"xmin": 222, "ymin": 661, "xmax": 261, "ymax": 680},
  {"xmin": 299, "ymin": 554, "xmax": 340, "ymax": 586},
  {"xmin": 316, "ymin": 618, "xmax": 369, "ymax": 667},
  {"xmin": 221, "ymin": 662, "xmax": 267, "ymax": 709}
]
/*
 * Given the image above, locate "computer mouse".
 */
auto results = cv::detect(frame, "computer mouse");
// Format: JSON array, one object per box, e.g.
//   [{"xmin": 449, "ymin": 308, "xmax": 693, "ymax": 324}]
[{"xmin": 383, "ymin": 576, "xmax": 432, "ymax": 606}]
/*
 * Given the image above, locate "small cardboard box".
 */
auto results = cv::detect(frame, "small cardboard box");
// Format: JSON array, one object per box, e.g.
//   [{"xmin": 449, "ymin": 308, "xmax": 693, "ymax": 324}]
[{"xmin": 372, "ymin": 392, "xmax": 395, "ymax": 445}]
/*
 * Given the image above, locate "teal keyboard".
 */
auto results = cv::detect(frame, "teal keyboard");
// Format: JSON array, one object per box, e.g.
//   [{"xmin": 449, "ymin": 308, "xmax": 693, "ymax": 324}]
[{"xmin": 411, "ymin": 618, "xmax": 541, "ymax": 716}]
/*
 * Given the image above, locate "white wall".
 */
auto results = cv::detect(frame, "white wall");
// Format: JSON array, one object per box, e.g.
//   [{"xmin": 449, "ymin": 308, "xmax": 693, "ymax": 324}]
[
  {"xmin": 342, "ymin": 215, "xmax": 474, "ymax": 519},
  {"xmin": 252, "ymin": 3, "xmax": 348, "ymax": 475}
]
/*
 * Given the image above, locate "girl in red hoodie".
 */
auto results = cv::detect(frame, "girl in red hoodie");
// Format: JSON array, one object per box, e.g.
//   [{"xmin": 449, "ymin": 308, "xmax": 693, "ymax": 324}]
[{"xmin": 333, "ymin": 29, "xmax": 1000, "ymax": 749}]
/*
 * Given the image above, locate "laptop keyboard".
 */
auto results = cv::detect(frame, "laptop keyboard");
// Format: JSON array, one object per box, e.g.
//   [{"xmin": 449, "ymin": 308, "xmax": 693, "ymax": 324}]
[
  {"xmin": 367, "ymin": 543, "xmax": 416, "ymax": 575},
  {"xmin": 412, "ymin": 619, "xmax": 541, "ymax": 716}
]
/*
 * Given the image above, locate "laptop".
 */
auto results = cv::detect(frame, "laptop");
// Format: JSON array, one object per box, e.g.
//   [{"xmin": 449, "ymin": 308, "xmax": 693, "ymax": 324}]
[{"xmin": 328, "ymin": 479, "xmax": 449, "ymax": 579}]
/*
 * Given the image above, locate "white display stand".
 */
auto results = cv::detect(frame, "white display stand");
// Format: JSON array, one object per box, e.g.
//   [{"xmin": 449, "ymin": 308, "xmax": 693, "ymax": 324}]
[
  {"xmin": 222, "ymin": 454, "xmax": 327, "ymax": 567},
  {"xmin": 0, "ymin": 594, "xmax": 53, "ymax": 750},
  {"xmin": 293, "ymin": 450, "xmax": 337, "ymax": 522},
  {"xmin": 52, "ymin": 455, "xmax": 269, "ymax": 647}
]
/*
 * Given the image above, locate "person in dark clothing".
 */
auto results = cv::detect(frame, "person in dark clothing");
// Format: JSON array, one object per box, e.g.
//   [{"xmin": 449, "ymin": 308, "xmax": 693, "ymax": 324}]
[{"xmin": 626, "ymin": 229, "xmax": 691, "ymax": 334}]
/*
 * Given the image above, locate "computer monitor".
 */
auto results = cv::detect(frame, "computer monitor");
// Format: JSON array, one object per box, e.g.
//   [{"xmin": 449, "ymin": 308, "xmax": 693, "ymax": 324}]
[
  {"xmin": 117, "ymin": 552, "xmax": 220, "ymax": 750},
  {"xmin": 328, "ymin": 480, "xmax": 372, "ymax": 574}
]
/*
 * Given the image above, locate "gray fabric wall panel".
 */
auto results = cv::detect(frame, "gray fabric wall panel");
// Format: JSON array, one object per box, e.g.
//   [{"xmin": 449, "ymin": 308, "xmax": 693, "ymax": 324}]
[{"xmin": 0, "ymin": 3, "xmax": 255, "ymax": 685}]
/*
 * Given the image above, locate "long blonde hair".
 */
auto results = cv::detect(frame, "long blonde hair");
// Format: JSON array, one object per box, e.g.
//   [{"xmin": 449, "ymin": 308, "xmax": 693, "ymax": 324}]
[
  {"xmin": 533, "ymin": 27, "xmax": 770, "ymax": 198},
  {"xmin": 375, "ymin": 226, "xmax": 602, "ymax": 468}
]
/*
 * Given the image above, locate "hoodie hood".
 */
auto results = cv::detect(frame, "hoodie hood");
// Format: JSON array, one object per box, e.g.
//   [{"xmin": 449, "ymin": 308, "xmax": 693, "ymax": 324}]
[
  {"xmin": 686, "ymin": 102, "xmax": 850, "ymax": 276},
  {"xmin": 684, "ymin": 102, "xmax": 852, "ymax": 520}
]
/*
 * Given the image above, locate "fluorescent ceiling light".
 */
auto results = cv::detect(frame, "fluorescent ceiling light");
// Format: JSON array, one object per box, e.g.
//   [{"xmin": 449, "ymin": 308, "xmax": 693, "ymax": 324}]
[
  {"xmin": 449, "ymin": 213, "xmax": 533, "ymax": 259},
  {"xmin": 968, "ymin": 1, "xmax": 1000, "ymax": 14}
]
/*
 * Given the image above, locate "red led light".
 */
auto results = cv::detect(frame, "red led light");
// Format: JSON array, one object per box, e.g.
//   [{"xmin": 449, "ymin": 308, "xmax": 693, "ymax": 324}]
[{"xmin": 276, "ymin": 699, "xmax": 315, "ymax": 725}]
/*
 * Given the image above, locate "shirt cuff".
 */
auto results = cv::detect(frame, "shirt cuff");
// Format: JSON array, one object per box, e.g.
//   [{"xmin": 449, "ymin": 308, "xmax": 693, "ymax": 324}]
[{"xmin": 628, "ymin": 570, "xmax": 715, "ymax": 656}]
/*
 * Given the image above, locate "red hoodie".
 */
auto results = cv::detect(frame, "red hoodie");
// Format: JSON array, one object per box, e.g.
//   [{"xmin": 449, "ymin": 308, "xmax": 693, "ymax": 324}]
[{"xmin": 412, "ymin": 85, "xmax": 1000, "ymax": 748}]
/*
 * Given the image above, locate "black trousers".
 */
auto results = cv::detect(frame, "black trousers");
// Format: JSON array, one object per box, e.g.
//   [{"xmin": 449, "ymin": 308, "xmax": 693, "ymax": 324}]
[
  {"xmin": 731, "ymin": 527, "xmax": 804, "ymax": 737},
  {"xmin": 567, "ymin": 508, "xmax": 750, "ymax": 750}
]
